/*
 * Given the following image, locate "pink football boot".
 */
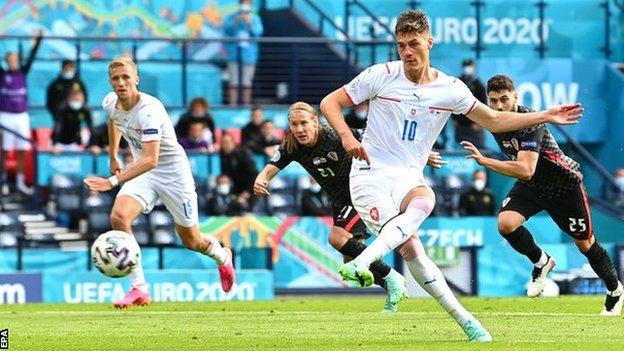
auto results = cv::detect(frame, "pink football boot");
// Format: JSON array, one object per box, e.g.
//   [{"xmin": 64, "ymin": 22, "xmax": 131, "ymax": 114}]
[
  {"xmin": 113, "ymin": 286, "xmax": 151, "ymax": 309},
  {"xmin": 218, "ymin": 247, "xmax": 236, "ymax": 292}
]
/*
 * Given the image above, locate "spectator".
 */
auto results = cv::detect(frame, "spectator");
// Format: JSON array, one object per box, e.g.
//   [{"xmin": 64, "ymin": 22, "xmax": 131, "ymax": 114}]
[
  {"xmin": 241, "ymin": 105, "xmax": 264, "ymax": 147},
  {"xmin": 46, "ymin": 59, "xmax": 87, "ymax": 120},
  {"xmin": 51, "ymin": 88, "xmax": 93, "ymax": 153},
  {"xmin": 345, "ymin": 101, "xmax": 368, "ymax": 129},
  {"xmin": 458, "ymin": 170, "xmax": 497, "ymax": 216},
  {"xmin": 223, "ymin": 0, "xmax": 264, "ymax": 106},
  {"xmin": 0, "ymin": 29, "xmax": 43, "ymax": 195},
  {"xmin": 88, "ymin": 123, "xmax": 128, "ymax": 154},
  {"xmin": 179, "ymin": 120, "xmax": 214, "ymax": 153},
  {"xmin": 175, "ymin": 97, "xmax": 215, "ymax": 139},
  {"xmin": 301, "ymin": 177, "xmax": 332, "ymax": 216},
  {"xmin": 451, "ymin": 58, "xmax": 488, "ymax": 149},
  {"xmin": 247, "ymin": 120, "xmax": 281, "ymax": 157},
  {"xmin": 220, "ymin": 133, "xmax": 258, "ymax": 194},
  {"xmin": 605, "ymin": 168, "xmax": 624, "ymax": 207},
  {"xmin": 206, "ymin": 174, "xmax": 250, "ymax": 215}
]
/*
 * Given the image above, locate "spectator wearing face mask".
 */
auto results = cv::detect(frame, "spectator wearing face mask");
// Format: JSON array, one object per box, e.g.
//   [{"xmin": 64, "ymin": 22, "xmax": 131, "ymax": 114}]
[
  {"xmin": 179, "ymin": 120, "xmax": 214, "ymax": 153},
  {"xmin": 345, "ymin": 101, "xmax": 368, "ymax": 129},
  {"xmin": 458, "ymin": 169, "xmax": 497, "ymax": 216},
  {"xmin": 451, "ymin": 58, "xmax": 487, "ymax": 149},
  {"xmin": 175, "ymin": 97, "xmax": 215, "ymax": 139},
  {"xmin": 605, "ymin": 168, "xmax": 624, "ymax": 208},
  {"xmin": 206, "ymin": 174, "xmax": 250, "ymax": 215},
  {"xmin": 51, "ymin": 88, "xmax": 93, "ymax": 153},
  {"xmin": 301, "ymin": 177, "xmax": 332, "ymax": 216},
  {"xmin": 46, "ymin": 59, "xmax": 88, "ymax": 120}
]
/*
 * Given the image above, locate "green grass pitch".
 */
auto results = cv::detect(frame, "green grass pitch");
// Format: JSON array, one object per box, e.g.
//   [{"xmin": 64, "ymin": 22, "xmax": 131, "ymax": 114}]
[{"xmin": 1, "ymin": 295, "xmax": 623, "ymax": 350}]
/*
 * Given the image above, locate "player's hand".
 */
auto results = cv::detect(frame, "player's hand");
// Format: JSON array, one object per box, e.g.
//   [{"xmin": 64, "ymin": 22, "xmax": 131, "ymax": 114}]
[
  {"xmin": 544, "ymin": 103, "xmax": 583, "ymax": 125},
  {"xmin": 341, "ymin": 133, "xmax": 370, "ymax": 165},
  {"xmin": 427, "ymin": 151, "xmax": 447, "ymax": 169},
  {"xmin": 110, "ymin": 158, "xmax": 122, "ymax": 175},
  {"xmin": 83, "ymin": 176, "xmax": 113, "ymax": 192},
  {"xmin": 253, "ymin": 176, "xmax": 270, "ymax": 196},
  {"xmin": 461, "ymin": 141, "xmax": 486, "ymax": 165}
]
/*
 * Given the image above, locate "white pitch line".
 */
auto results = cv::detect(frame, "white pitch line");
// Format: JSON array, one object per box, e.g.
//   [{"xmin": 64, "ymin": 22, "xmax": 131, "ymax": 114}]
[{"xmin": 0, "ymin": 311, "xmax": 602, "ymax": 317}]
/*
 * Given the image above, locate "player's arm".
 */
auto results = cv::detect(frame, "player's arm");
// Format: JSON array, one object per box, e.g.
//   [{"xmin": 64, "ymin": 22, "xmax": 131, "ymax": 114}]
[
  {"xmin": 462, "ymin": 141, "xmax": 538, "ymax": 181},
  {"xmin": 116, "ymin": 141, "xmax": 160, "ymax": 183},
  {"xmin": 253, "ymin": 164, "xmax": 280, "ymax": 196},
  {"xmin": 320, "ymin": 88, "xmax": 369, "ymax": 164},
  {"xmin": 466, "ymin": 102, "xmax": 583, "ymax": 133},
  {"xmin": 107, "ymin": 118, "xmax": 123, "ymax": 175}
]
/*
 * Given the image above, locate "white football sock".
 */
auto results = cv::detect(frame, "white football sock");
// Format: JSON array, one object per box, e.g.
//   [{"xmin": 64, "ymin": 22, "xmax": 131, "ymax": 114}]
[
  {"xmin": 353, "ymin": 197, "xmax": 433, "ymax": 268},
  {"xmin": 129, "ymin": 261, "xmax": 147, "ymax": 291},
  {"xmin": 534, "ymin": 251, "xmax": 548, "ymax": 268},
  {"xmin": 16, "ymin": 172, "xmax": 25, "ymax": 186},
  {"xmin": 204, "ymin": 235, "xmax": 228, "ymax": 266},
  {"xmin": 407, "ymin": 254, "xmax": 474, "ymax": 326}
]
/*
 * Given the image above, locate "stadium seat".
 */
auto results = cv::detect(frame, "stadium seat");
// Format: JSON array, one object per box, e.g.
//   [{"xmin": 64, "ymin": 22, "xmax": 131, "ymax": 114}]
[
  {"xmin": 33, "ymin": 128, "xmax": 52, "ymax": 151},
  {"xmin": 224, "ymin": 128, "xmax": 242, "ymax": 145}
]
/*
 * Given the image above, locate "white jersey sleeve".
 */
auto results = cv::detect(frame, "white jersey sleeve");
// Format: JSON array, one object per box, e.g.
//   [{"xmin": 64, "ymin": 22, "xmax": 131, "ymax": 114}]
[
  {"xmin": 102, "ymin": 92, "xmax": 117, "ymax": 116},
  {"xmin": 343, "ymin": 63, "xmax": 388, "ymax": 105},
  {"xmin": 136, "ymin": 103, "xmax": 166, "ymax": 143},
  {"xmin": 451, "ymin": 79, "xmax": 479, "ymax": 115}
]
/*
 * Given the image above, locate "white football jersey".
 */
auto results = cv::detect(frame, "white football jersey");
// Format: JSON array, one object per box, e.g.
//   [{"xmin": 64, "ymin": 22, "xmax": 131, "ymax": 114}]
[
  {"xmin": 102, "ymin": 92, "xmax": 192, "ymax": 179},
  {"xmin": 343, "ymin": 61, "xmax": 478, "ymax": 171}
]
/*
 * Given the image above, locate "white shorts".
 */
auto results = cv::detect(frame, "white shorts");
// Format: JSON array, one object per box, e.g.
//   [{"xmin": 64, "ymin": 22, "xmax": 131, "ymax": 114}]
[
  {"xmin": 349, "ymin": 163, "xmax": 427, "ymax": 235},
  {"xmin": 117, "ymin": 172, "xmax": 198, "ymax": 227},
  {"xmin": 227, "ymin": 62, "xmax": 256, "ymax": 87},
  {"xmin": 0, "ymin": 111, "xmax": 31, "ymax": 150}
]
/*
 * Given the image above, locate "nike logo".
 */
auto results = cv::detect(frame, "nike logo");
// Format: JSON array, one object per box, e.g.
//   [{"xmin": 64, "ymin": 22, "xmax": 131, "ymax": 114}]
[{"xmin": 413, "ymin": 93, "xmax": 421, "ymax": 100}]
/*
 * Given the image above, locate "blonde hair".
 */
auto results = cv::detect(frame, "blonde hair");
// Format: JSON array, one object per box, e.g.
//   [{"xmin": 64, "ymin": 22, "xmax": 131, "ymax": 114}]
[
  {"xmin": 108, "ymin": 56, "xmax": 138, "ymax": 75},
  {"xmin": 284, "ymin": 101, "xmax": 323, "ymax": 154}
]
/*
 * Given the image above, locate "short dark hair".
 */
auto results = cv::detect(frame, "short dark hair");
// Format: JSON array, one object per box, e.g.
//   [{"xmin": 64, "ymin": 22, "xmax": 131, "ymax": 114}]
[
  {"xmin": 395, "ymin": 10, "xmax": 430, "ymax": 36},
  {"xmin": 487, "ymin": 75, "xmax": 516, "ymax": 93},
  {"xmin": 189, "ymin": 97, "xmax": 209, "ymax": 110},
  {"xmin": 61, "ymin": 60, "xmax": 74, "ymax": 69},
  {"xmin": 251, "ymin": 104, "xmax": 262, "ymax": 113}
]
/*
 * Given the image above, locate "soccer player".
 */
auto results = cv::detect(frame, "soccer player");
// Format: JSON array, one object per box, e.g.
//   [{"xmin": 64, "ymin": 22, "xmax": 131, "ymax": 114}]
[
  {"xmin": 461, "ymin": 75, "xmax": 623, "ymax": 315},
  {"xmin": 253, "ymin": 102, "xmax": 445, "ymax": 312},
  {"xmin": 84, "ymin": 57, "xmax": 235, "ymax": 308},
  {"xmin": 320, "ymin": 10, "xmax": 582, "ymax": 341}
]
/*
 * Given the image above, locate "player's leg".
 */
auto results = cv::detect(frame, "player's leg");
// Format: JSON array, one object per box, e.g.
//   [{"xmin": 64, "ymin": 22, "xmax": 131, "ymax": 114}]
[
  {"xmin": 241, "ymin": 65, "xmax": 255, "ymax": 106},
  {"xmin": 14, "ymin": 112, "xmax": 33, "ymax": 194},
  {"xmin": 328, "ymin": 224, "xmax": 407, "ymax": 312},
  {"xmin": 548, "ymin": 184, "xmax": 622, "ymax": 315},
  {"xmin": 398, "ymin": 237, "xmax": 491, "ymax": 342},
  {"xmin": 159, "ymin": 182, "xmax": 235, "ymax": 292},
  {"xmin": 498, "ymin": 186, "xmax": 554, "ymax": 297},
  {"xmin": 342, "ymin": 184, "xmax": 435, "ymax": 285},
  {"xmin": 109, "ymin": 194, "xmax": 151, "ymax": 308},
  {"xmin": 175, "ymin": 224, "xmax": 235, "ymax": 292},
  {"xmin": 227, "ymin": 62, "xmax": 239, "ymax": 106}
]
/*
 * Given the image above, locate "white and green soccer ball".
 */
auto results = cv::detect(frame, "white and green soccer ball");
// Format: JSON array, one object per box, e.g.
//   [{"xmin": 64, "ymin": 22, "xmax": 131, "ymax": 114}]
[{"xmin": 91, "ymin": 230, "xmax": 141, "ymax": 278}]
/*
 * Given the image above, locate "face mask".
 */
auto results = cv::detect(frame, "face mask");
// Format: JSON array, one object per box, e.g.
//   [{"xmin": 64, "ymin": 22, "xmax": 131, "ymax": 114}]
[
  {"xmin": 217, "ymin": 184, "xmax": 230, "ymax": 195},
  {"xmin": 62, "ymin": 70, "xmax": 75, "ymax": 80},
  {"xmin": 616, "ymin": 177, "xmax": 624, "ymax": 190},
  {"xmin": 473, "ymin": 179, "xmax": 486, "ymax": 191},
  {"xmin": 462, "ymin": 65, "xmax": 475, "ymax": 76},
  {"xmin": 240, "ymin": 3, "xmax": 252, "ymax": 12},
  {"xmin": 68, "ymin": 101, "xmax": 83, "ymax": 110},
  {"xmin": 355, "ymin": 110, "xmax": 367, "ymax": 120},
  {"xmin": 310, "ymin": 184, "xmax": 322, "ymax": 193}
]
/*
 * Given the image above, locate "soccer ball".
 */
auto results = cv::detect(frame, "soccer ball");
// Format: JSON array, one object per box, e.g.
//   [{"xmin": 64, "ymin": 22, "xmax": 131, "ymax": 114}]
[{"xmin": 91, "ymin": 230, "xmax": 141, "ymax": 278}]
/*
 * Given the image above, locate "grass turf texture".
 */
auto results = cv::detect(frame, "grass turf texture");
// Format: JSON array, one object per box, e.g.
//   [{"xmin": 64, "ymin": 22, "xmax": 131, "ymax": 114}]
[{"xmin": 1, "ymin": 296, "xmax": 623, "ymax": 350}]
